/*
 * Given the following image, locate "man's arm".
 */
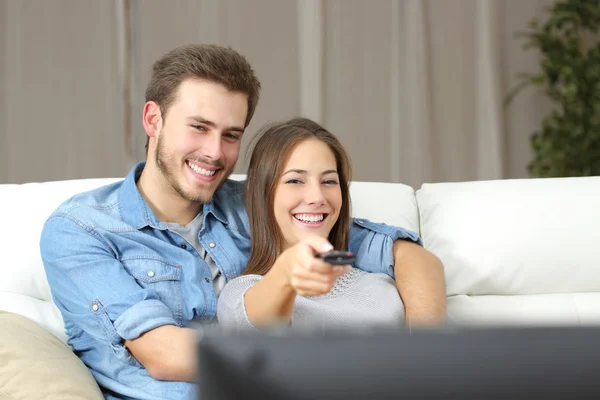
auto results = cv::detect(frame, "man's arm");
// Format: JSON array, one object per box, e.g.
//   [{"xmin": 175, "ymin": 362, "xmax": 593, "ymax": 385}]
[
  {"xmin": 124, "ymin": 325, "xmax": 198, "ymax": 382},
  {"xmin": 393, "ymin": 239, "xmax": 447, "ymax": 326},
  {"xmin": 40, "ymin": 215, "xmax": 194, "ymax": 383}
]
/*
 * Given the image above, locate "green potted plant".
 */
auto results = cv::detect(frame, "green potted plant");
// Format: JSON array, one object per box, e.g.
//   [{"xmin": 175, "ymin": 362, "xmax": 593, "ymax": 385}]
[{"xmin": 505, "ymin": 0, "xmax": 600, "ymax": 177}]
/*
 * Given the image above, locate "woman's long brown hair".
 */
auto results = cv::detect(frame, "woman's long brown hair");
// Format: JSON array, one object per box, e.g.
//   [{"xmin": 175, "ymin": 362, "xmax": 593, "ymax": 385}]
[{"xmin": 242, "ymin": 118, "xmax": 353, "ymax": 276}]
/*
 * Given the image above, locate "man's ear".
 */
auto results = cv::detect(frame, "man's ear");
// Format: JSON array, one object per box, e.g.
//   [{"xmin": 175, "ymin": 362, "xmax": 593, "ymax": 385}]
[{"xmin": 142, "ymin": 101, "xmax": 163, "ymax": 140}]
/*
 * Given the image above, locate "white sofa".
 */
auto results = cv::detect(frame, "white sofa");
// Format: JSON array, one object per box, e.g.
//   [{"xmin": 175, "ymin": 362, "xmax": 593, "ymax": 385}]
[{"xmin": 1, "ymin": 174, "xmax": 599, "ymax": 397}]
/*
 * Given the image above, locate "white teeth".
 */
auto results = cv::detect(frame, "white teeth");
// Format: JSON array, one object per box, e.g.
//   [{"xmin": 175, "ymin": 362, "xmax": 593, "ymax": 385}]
[
  {"xmin": 294, "ymin": 214, "xmax": 324, "ymax": 223},
  {"xmin": 188, "ymin": 162, "xmax": 216, "ymax": 176}
]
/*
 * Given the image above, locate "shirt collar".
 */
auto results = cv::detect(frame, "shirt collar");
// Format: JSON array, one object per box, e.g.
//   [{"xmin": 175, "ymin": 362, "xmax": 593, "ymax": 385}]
[
  {"xmin": 202, "ymin": 198, "xmax": 228, "ymax": 226},
  {"xmin": 118, "ymin": 161, "xmax": 229, "ymax": 229}
]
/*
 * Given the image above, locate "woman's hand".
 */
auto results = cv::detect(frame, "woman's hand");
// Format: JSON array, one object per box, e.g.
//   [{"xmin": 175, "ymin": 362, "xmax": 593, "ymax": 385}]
[
  {"xmin": 241, "ymin": 235, "xmax": 351, "ymax": 328},
  {"xmin": 274, "ymin": 235, "xmax": 351, "ymax": 297}
]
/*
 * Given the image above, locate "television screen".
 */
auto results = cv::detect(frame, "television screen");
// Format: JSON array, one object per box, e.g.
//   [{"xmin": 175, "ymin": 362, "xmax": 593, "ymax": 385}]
[{"xmin": 197, "ymin": 325, "xmax": 600, "ymax": 399}]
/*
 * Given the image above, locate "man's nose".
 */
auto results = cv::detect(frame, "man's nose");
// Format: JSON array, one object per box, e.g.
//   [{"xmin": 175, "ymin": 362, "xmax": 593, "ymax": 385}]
[{"xmin": 201, "ymin": 132, "xmax": 222, "ymax": 160}]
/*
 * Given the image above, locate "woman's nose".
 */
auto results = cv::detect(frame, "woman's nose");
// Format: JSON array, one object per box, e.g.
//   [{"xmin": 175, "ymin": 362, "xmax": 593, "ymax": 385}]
[{"xmin": 305, "ymin": 184, "xmax": 325, "ymax": 205}]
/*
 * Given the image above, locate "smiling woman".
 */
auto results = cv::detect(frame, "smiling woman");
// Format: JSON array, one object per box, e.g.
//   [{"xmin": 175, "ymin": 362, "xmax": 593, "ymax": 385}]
[
  {"xmin": 216, "ymin": 117, "xmax": 418, "ymax": 331},
  {"xmin": 273, "ymin": 138, "xmax": 342, "ymax": 251},
  {"xmin": 243, "ymin": 118, "xmax": 353, "ymax": 275}
]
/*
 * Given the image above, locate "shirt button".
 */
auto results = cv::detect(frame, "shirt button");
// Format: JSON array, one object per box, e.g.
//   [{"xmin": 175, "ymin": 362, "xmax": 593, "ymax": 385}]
[
  {"xmin": 181, "ymin": 244, "xmax": 187, "ymax": 249},
  {"xmin": 147, "ymin": 271, "xmax": 155, "ymax": 278},
  {"xmin": 92, "ymin": 304, "xmax": 99, "ymax": 312},
  {"xmin": 358, "ymin": 220, "xmax": 364, "ymax": 224},
  {"xmin": 209, "ymin": 242, "xmax": 216, "ymax": 248},
  {"xmin": 205, "ymin": 277, "xmax": 210, "ymax": 283}
]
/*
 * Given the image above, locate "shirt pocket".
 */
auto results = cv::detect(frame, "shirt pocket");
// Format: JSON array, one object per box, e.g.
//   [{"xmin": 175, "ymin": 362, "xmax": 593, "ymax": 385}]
[{"xmin": 121, "ymin": 258, "xmax": 184, "ymax": 326}]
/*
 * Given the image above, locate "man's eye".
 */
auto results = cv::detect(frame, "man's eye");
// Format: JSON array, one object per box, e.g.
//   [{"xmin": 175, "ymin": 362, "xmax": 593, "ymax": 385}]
[
  {"xmin": 192, "ymin": 125, "xmax": 206, "ymax": 131},
  {"xmin": 224, "ymin": 133, "xmax": 240, "ymax": 141}
]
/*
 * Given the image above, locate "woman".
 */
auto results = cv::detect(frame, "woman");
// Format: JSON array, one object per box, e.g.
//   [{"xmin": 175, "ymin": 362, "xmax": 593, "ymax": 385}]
[{"xmin": 217, "ymin": 118, "xmax": 421, "ymax": 332}]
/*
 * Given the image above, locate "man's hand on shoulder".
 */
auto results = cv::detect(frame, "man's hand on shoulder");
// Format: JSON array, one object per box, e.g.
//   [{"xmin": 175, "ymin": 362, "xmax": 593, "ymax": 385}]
[{"xmin": 392, "ymin": 239, "xmax": 447, "ymax": 326}]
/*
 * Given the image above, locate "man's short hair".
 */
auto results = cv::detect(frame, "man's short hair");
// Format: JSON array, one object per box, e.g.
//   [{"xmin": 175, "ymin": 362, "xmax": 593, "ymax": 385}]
[{"xmin": 144, "ymin": 44, "xmax": 261, "ymax": 152}]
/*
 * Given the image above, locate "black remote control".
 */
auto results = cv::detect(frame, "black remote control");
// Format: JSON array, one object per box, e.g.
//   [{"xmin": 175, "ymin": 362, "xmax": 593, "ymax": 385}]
[{"xmin": 319, "ymin": 250, "xmax": 356, "ymax": 265}]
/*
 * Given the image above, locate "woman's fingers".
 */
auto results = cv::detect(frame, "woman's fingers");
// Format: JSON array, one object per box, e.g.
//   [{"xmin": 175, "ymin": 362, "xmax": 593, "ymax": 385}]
[
  {"xmin": 286, "ymin": 235, "xmax": 352, "ymax": 296},
  {"xmin": 291, "ymin": 265, "xmax": 351, "ymax": 296},
  {"xmin": 301, "ymin": 235, "xmax": 334, "ymax": 256},
  {"xmin": 293, "ymin": 264, "xmax": 349, "ymax": 283}
]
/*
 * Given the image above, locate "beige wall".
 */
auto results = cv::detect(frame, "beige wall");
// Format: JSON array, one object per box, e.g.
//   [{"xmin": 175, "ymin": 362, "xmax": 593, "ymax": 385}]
[
  {"xmin": 0, "ymin": 0, "xmax": 554, "ymax": 186},
  {"xmin": 0, "ymin": 0, "xmax": 5, "ymax": 180},
  {"xmin": 128, "ymin": 0, "xmax": 300, "ymax": 169},
  {"xmin": 503, "ymin": 0, "xmax": 555, "ymax": 179},
  {"xmin": 2, "ymin": 0, "xmax": 129, "ymax": 182}
]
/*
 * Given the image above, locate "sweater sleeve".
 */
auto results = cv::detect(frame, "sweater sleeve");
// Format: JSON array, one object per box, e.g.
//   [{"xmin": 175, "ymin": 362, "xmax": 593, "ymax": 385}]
[{"xmin": 216, "ymin": 274, "xmax": 263, "ymax": 332}]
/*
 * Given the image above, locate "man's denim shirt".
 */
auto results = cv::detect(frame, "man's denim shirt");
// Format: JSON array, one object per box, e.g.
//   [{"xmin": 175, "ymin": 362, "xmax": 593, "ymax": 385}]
[{"xmin": 40, "ymin": 162, "xmax": 421, "ymax": 400}]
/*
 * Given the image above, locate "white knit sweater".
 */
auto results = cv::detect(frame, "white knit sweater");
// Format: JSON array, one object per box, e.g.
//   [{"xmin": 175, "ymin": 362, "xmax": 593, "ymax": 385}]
[{"xmin": 217, "ymin": 267, "xmax": 405, "ymax": 332}]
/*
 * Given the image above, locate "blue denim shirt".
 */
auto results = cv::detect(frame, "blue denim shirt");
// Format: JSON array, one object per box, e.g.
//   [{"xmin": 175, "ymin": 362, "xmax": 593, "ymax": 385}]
[{"xmin": 40, "ymin": 162, "xmax": 421, "ymax": 400}]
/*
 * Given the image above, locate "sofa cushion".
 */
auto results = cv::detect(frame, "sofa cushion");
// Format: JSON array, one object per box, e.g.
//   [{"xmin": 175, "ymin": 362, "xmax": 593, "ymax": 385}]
[
  {"xmin": 0, "ymin": 292, "xmax": 68, "ymax": 344},
  {"xmin": 0, "ymin": 311, "xmax": 104, "ymax": 400},
  {"xmin": 349, "ymin": 181, "xmax": 419, "ymax": 233},
  {"xmin": 0, "ymin": 178, "xmax": 121, "ymax": 343},
  {"xmin": 417, "ymin": 176, "xmax": 600, "ymax": 325},
  {"xmin": 447, "ymin": 293, "xmax": 600, "ymax": 326}
]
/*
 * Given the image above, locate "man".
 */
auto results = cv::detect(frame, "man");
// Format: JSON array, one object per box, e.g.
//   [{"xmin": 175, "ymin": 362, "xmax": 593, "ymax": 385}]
[{"xmin": 40, "ymin": 44, "xmax": 446, "ymax": 400}]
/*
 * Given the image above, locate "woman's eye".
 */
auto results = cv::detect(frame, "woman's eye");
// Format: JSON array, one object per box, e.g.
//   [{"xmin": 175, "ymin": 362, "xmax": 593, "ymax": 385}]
[
  {"xmin": 285, "ymin": 179, "xmax": 302, "ymax": 184},
  {"xmin": 324, "ymin": 179, "xmax": 339, "ymax": 185}
]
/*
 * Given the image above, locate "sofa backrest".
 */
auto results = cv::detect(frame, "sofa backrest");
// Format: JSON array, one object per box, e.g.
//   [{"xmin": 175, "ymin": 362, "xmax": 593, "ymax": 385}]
[
  {"xmin": 417, "ymin": 176, "xmax": 600, "ymax": 326},
  {"xmin": 3, "ymin": 173, "xmax": 598, "ymax": 341}
]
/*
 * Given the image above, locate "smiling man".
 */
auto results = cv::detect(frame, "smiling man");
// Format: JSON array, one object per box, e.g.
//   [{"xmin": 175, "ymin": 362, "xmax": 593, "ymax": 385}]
[
  {"xmin": 39, "ymin": 44, "xmax": 446, "ymax": 400},
  {"xmin": 137, "ymin": 78, "xmax": 248, "ymax": 224}
]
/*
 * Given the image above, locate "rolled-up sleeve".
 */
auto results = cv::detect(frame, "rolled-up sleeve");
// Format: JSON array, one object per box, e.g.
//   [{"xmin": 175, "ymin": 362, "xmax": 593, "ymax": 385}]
[
  {"xmin": 40, "ymin": 215, "xmax": 177, "ymax": 344},
  {"xmin": 348, "ymin": 218, "xmax": 422, "ymax": 278}
]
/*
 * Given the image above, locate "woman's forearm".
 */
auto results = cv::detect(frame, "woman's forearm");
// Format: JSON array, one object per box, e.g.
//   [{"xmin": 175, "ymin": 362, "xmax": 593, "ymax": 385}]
[{"xmin": 243, "ymin": 265, "xmax": 297, "ymax": 327}]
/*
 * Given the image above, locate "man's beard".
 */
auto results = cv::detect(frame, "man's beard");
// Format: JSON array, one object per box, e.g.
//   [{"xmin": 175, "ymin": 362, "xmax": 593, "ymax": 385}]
[{"xmin": 155, "ymin": 135, "xmax": 229, "ymax": 204}]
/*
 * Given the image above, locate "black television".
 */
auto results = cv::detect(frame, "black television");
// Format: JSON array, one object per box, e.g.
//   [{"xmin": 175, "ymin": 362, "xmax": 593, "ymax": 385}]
[{"xmin": 197, "ymin": 325, "xmax": 600, "ymax": 399}]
